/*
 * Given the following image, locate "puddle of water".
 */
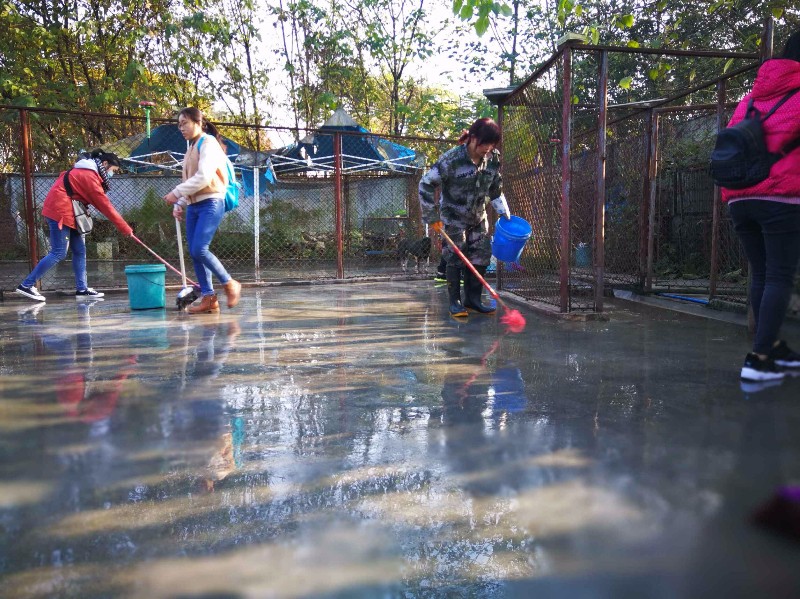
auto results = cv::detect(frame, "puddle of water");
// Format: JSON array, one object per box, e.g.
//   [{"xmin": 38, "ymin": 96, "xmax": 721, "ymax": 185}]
[{"xmin": 1, "ymin": 283, "xmax": 799, "ymax": 597}]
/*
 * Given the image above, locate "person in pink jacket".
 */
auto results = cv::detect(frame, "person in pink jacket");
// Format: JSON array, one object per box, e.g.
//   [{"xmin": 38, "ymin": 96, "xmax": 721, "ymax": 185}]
[
  {"xmin": 16, "ymin": 151, "xmax": 133, "ymax": 302},
  {"xmin": 723, "ymin": 31, "xmax": 800, "ymax": 384}
]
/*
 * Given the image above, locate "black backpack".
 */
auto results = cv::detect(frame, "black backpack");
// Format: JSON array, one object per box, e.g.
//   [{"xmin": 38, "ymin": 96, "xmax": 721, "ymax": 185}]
[{"xmin": 710, "ymin": 87, "xmax": 800, "ymax": 190}]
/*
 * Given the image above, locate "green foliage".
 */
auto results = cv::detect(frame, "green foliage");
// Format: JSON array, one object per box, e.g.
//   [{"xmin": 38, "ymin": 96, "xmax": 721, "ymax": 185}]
[
  {"xmin": 0, "ymin": 0, "xmax": 270, "ymax": 127},
  {"xmin": 450, "ymin": 0, "xmax": 797, "ymax": 101},
  {"xmin": 453, "ymin": 0, "xmax": 513, "ymax": 37},
  {"xmin": 123, "ymin": 187, "xmax": 170, "ymax": 248},
  {"xmin": 260, "ymin": 199, "xmax": 323, "ymax": 250}
]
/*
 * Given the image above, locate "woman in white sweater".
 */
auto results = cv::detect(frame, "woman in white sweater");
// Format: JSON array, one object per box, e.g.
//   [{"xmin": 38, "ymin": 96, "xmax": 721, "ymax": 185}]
[{"xmin": 163, "ymin": 107, "xmax": 241, "ymax": 314}]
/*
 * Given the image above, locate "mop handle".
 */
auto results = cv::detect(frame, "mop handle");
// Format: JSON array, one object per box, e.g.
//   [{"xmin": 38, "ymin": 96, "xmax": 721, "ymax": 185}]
[
  {"xmin": 175, "ymin": 218, "xmax": 187, "ymax": 288},
  {"xmin": 439, "ymin": 228, "xmax": 504, "ymax": 305},
  {"xmin": 130, "ymin": 234, "xmax": 197, "ymax": 286}
]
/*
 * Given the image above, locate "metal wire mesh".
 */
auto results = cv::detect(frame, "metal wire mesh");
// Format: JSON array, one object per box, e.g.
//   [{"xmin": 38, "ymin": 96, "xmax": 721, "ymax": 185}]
[
  {"xmin": 501, "ymin": 54, "xmax": 566, "ymax": 309},
  {"xmin": 4, "ymin": 39, "xmax": 795, "ymax": 309},
  {"xmin": 0, "ymin": 111, "xmax": 26, "ymax": 276},
  {"xmin": 651, "ymin": 108, "xmax": 723, "ymax": 293},
  {"xmin": 604, "ymin": 113, "xmax": 649, "ymax": 289},
  {"xmin": 649, "ymin": 105, "xmax": 749, "ymax": 303},
  {"xmin": 499, "ymin": 43, "xmax": 762, "ymax": 312},
  {"xmin": 0, "ymin": 107, "xmax": 451, "ymax": 293}
]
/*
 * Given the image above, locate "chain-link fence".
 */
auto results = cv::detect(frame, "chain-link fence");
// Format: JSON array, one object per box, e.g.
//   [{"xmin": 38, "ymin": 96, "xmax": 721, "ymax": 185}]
[
  {"xmin": 500, "ymin": 53, "xmax": 566, "ymax": 309},
  {"xmin": 5, "ymin": 35, "xmax": 799, "ymax": 313},
  {"xmin": 498, "ymin": 40, "xmax": 765, "ymax": 312},
  {"xmin": 0, "ymin": 106, "xmax": 450, "ymax": 294}
]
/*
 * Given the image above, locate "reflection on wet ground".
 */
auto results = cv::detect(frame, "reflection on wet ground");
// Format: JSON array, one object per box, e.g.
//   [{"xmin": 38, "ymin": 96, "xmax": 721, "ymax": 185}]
[{"xmin": 1, "ymin": 282, "xmax": 799, "ymax": 598}]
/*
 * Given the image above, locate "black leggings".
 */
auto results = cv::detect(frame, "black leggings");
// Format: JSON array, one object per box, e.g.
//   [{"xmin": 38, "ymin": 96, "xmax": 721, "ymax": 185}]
[{"xmin": 729, "ymin": 200, "xmax": 800, "ymax": 354}]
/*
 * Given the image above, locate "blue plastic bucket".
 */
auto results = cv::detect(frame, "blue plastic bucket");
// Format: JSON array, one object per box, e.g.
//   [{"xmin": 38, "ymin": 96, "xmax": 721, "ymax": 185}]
[
  {"xmin": 575, "ymin": 243, "xmax": 591, "ymax": 268},
  {"xmin": 125, "ymin": 264, "xmax": 166, "ymax": 310},
  {"xmin": 491, "ymin": 367, "xmax": 527, "ymax": 413},
  {"xmin": 492, "ymin": 216, "xmax": 532, "ymax": 263}
]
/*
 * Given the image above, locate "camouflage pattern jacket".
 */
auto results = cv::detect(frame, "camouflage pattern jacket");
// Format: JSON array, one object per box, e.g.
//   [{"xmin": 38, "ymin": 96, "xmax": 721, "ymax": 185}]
[{"xmin": 419, "ymin": 145, "xmax": 502, "ymax": 231}]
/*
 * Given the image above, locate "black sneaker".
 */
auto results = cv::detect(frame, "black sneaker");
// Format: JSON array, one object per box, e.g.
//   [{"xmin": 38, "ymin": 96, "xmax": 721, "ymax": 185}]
[
  {"xmin": 741, "ymin": 352, "xmax": 785, "ymax": 382},
  {"xmin": 15, "ymin": 284, "xmax": 46, "ymax": 302},
  {"xmin": 769, "ymin": 340, "xmax": 800, "ymax": 368},
  {"xmin": 75, "ymin": 288, "xmax": 105, "ymax": 300},
  {"xmin": 434, "ymin": 271, "xmax": 447, "ymax": 282}
]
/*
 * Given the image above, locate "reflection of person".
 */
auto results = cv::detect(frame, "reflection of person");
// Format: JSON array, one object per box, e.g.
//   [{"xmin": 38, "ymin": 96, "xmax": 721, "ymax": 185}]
[
  {"xmin": 439, "ymin": 369, "xmax": 492, "ymax": 495},
  {"xmin": 58, "ymin": 357, "xmax": 136, "ymax": 423},
  {"xmin": 419, "ymin": 118, "xmax": 506, "ymax": 318},
  {"xmin": 192, "ymin": 319, "xmax": 241, "ymax": 379},
  {"xmin": 180, "ymin": 320, "xmax": 242, "ymax": 492},
  {"xmin": 163, "ymin": 107, "xmax": 241, "ymax": 315},
  {"xmin": 202, "ymin": 417, "xmax": 245, "ymax": 493},
  {"xmin": 723, "ymin": 31, "xmax": 800, "ymax": 383},
  {"xmin": 23, "ymin": 312, "xmax": 135, "ymax": 425},
  {"xmin": 15, "ymin": 151, "xmax": 133, "ymax": 303}
]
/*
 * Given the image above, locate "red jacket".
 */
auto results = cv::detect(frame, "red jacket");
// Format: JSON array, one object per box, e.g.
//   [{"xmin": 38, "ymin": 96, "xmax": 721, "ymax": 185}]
[
  {"xmin": 42, "ymin": 167, "xmax": 133, "ymax": 236},
  {"xmin": 721, "ymin": 58, "xmax": 800, "ymax": 202}
]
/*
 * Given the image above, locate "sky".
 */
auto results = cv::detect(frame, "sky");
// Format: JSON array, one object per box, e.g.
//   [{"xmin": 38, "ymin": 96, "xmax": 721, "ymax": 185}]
[{"xmin": 252, "ymin": 0, "xmax": 510, "ymax": 146}]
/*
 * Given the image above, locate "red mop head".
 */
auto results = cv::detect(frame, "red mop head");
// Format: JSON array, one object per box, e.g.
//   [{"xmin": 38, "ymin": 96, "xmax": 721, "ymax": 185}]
[{"xmin": 500, "ymin": 308, "xmax": 526, "ymax": 333}]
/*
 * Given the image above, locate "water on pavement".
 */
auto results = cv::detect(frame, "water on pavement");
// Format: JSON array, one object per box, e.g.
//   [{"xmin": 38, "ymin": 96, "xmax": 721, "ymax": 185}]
[{"xmin": 1, "ymin": 281, "xmax": 799, "ymax": 598}]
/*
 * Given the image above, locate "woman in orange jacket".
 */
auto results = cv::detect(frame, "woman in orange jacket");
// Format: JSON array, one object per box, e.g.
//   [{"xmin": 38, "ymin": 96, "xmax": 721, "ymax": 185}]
[{"xmin": 16, "ymin": 151, "xmax": 133, "ymax": 302}]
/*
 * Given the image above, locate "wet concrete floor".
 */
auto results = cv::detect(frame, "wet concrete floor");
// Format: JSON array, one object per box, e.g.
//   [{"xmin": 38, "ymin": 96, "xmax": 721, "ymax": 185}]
[{"xmin": 1, "ymin": 281, "xmax": 799, "ymax": 598}]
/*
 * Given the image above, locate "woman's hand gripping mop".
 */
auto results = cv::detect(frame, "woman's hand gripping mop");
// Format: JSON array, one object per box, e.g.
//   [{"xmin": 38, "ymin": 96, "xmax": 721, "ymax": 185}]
[{"xmin": 172, "ymin": 199, "xmax": 199, "ymax": 310}]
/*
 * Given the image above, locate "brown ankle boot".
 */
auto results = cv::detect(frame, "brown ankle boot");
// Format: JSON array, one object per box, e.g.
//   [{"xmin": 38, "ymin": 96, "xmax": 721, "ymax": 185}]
[
  {"xmin": 188, "ymin": 294, "xmax": 220, "ymax": 314},
  {"xmin": 223, "ymin": 279, "xmax": 241, "ymax": 308}
]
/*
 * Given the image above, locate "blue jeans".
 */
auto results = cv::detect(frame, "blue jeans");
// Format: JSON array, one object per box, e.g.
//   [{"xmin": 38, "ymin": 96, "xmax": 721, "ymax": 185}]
[
  {"xmin": 185, "ymin": 199, "xmax": 231, "ymax": 296},
  {"xmin": 729, "ymin": 200, "xmax": 800, "ymax": 354},
  {"xmin": 23, "ymin": 218, "xmax": 88, "ymax": 291}
]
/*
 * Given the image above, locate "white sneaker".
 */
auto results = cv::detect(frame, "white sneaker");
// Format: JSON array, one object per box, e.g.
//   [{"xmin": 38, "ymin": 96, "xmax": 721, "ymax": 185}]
[
  {"xmin": 15, "ymin": 284, "xmax": 46, "ymax": 302},
  {"xmin": 75, "ymin": 288, "xmax": 105, "ymax": 300},
  {"xmin": 17, "ymin": 303, "xmax": 45, "ymax": 318}
]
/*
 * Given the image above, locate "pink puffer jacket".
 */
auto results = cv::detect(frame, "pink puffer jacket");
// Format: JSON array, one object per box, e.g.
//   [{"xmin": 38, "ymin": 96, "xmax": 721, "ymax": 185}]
[{"xmin": 721, "ymin": 58, "xmax": 800, "ymax": 202}]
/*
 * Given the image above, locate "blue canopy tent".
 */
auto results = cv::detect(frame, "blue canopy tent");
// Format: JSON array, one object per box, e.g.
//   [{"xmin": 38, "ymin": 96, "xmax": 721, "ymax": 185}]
[
  {"xmin": 271, "ymin": 109, "xmax": 419, "ymax": 176},
  {"xmin": 104, "ymin": 124, "xmax": 276, "ymax": 195}
]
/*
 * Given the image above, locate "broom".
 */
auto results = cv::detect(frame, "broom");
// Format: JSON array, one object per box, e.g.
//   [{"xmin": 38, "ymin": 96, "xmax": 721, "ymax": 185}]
[{"xmin": 438, "ymin": 228, "xmax": 526, "ymax": 333}]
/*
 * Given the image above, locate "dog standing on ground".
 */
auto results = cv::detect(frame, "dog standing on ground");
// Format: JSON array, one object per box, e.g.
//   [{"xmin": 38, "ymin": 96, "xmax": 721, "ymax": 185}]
[{"xmin": 397, "ymin": 236, "xmax": 432, "ymax": 273}]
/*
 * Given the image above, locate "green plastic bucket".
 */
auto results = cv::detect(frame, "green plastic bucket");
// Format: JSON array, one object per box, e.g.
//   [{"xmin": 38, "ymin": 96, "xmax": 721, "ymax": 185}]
[
  {"xmin": 125, "ymin": 264, "xmax": 166, "ymax": 310},
  {"xmin": 128, "ymin": 310, "xmax": 169, "ymax": 349}
]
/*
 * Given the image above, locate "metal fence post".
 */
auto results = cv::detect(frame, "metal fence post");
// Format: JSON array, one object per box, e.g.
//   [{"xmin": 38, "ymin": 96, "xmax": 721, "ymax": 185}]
[
  {"xmin": 334, "ymin": 132, "xmax": 344, "ymax": 278},
  {"xmin": 560, "ymin": 46, "xmax": 573, "ymax": 312},
  {"xmin": 595, "ymin": 49, "xmax": 608, "ymax": 312},
  {"xmin": 19, "ymin": 108, "xmax": 38, "ymax": 273},
  {"xmin": 496, "ymin": 101, "xmax": 504, "ymax": 292},
  {"xmin": 639, "ymin": 110, "xmax": 653, "ymax": 289},
  {"xmin": 645, "ymin": 112, "xmax": 660, "ymax": 292},
  {"xmin": 761, "ymin": 16, "xmax": 774, "ymax": 62},
  {"xmin": 709, "ymin": 80, "xmax": 726, "ymax": 298},
  {"xmin": 253, "ymin": 165, "xmax": 260, "ymax": 281}
]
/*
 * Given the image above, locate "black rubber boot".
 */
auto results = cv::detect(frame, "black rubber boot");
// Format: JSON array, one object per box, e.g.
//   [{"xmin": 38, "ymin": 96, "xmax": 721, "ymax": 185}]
[
  {"xmin": 447, "ymin": 265, "xmax": 468, "ymax": 317},
  {"xmin": 434, "ymin": 257, "xmax": 447, "ymax": 282},
  {"xmin": 464, "ymin": 265, "xmax": 496, "ymax": 314}
]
